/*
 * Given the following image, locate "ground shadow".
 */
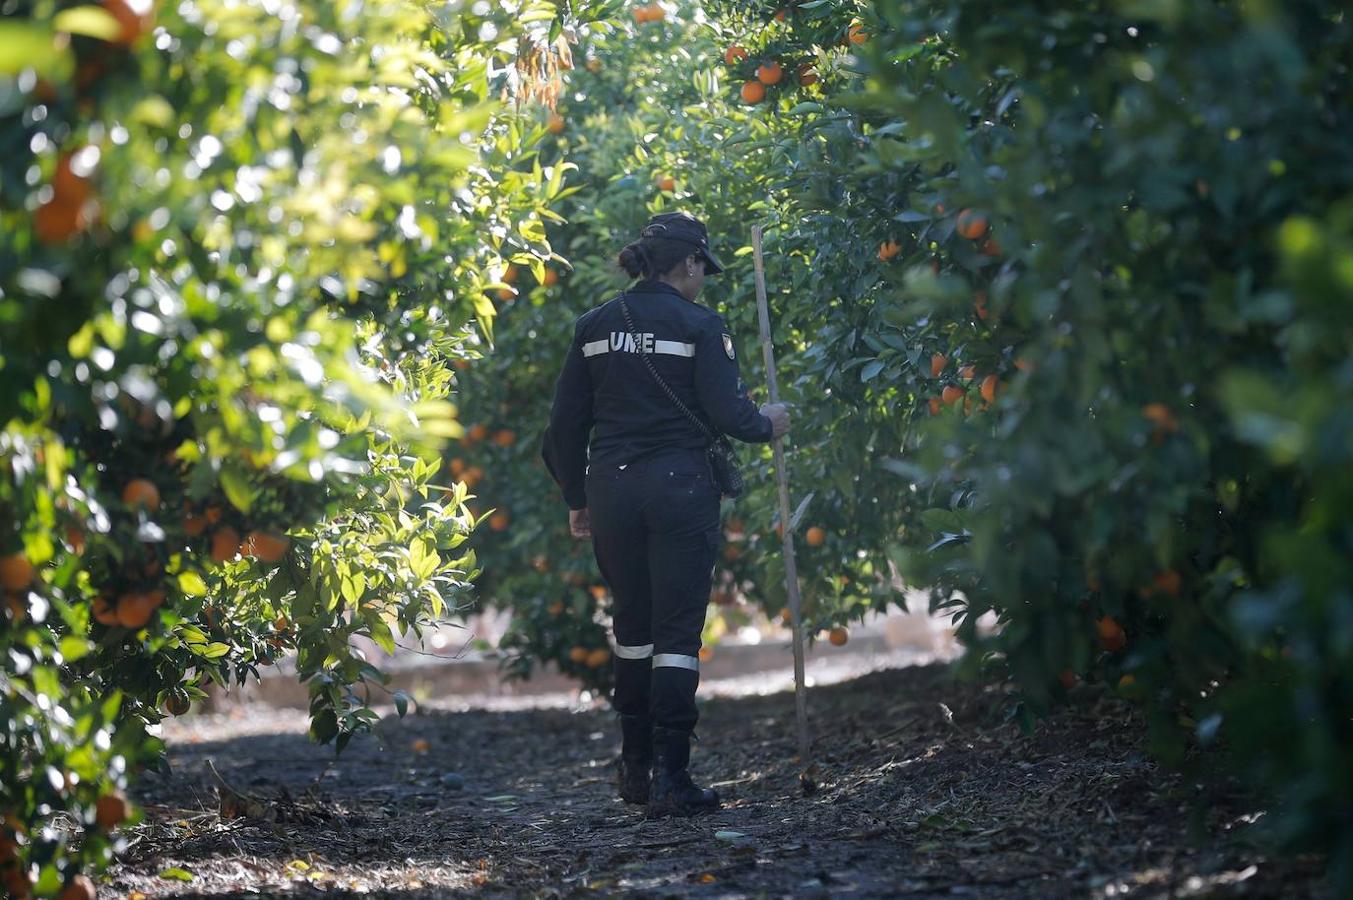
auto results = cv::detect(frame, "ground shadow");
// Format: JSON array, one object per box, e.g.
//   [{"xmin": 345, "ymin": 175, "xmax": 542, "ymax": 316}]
[{"xmin": 108, "ymin": 665, "xmax": 1330, "ymax": 898}]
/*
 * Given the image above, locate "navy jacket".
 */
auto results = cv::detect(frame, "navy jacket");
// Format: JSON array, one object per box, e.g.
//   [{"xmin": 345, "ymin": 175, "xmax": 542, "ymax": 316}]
[{"xmin": 544, "ymin": 279, "xmax": 773, "ymax": 509}]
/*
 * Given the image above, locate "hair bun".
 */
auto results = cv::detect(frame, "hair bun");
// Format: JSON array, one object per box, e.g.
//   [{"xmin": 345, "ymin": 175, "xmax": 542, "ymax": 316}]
[{"xmin": 617, "ymin": 243, "xmax": 646, "ymax": 278}]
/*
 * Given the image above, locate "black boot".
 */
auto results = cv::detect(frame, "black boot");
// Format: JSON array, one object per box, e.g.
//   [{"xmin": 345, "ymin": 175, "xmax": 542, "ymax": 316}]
[
  {"xmin": 616, "ymin": 714, "xmax": 652, "ymax": 804},
  {"xmin": 648, "ymin": 726, "xmax": 720, "ymax": 818}
]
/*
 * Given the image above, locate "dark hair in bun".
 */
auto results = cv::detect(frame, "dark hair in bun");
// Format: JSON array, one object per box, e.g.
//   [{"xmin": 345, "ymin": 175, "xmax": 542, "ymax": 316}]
[{"xmin": 617, "ymin": 236, "xmax": 694, "ymax": 280}]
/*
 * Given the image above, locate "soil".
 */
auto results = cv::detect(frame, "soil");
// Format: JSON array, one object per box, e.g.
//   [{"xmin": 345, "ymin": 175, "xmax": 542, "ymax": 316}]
[{"xmin": 107, "ymin": 663, "xmax": 1330, "ymax": 898}]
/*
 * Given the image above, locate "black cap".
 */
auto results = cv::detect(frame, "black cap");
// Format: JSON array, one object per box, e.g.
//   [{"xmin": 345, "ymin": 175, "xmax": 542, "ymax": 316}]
[{"xmin": 640, "ymin": 211, "xmax": 724, "ymax": 274}]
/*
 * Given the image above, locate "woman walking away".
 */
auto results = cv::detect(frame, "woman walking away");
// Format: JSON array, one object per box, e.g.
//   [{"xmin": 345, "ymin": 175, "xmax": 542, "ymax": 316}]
[{"xmin": 542, "ymin": 211, "xmax": 790, "ymax": 818}]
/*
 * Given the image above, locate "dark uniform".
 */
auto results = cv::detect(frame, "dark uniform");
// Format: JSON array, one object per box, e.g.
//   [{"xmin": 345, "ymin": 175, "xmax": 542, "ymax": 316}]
[{"xmin": 542, "ymin": 214, "xmax": 774, "ymax": 815}]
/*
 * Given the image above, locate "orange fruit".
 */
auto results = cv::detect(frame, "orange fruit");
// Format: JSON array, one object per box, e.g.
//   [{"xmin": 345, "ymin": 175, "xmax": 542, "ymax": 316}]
[
  {"xmin": 647, "ymin": 4, "xmax": 665, "ymax": 21},
  {"xmin": 805, "ymin": 526, "xmax": 826, "ymax": 547},
  {"xmin": 757, "ymin": 62, "xmax": 783, "ymax": 85},
  {"xmin": 980, "ymin": 374, "xmax": 999, "ymax": 404},
  {"xmin": 489, "ymin": 511, "xmax": 510, "ymax": 532},
  {"xmin": 165, "ymin": 694, "xmax": 191, "ymax": 716},
  {"xmin": 53, "ymin": 153, "xmax": 93, "ymax": 207},
  {"xmin": 981, "ymin": 236, "xmax": 1003, "ymax": 257},
  {"xmin": 547, "ymin": 601, "xmax": 565, "ymax": 616},
  {"xmin": 632, "ymin": 5, "xmax": 649, "ymax": 22},
  {"xmin": 502, "ymin": 264, "xmax": 518, "ymax": 284},
  {"xmin": 1014, "ymin": 356, "xmax": 1034, "ymax": 373},
  {"xmin": 847, "ymin": 22, "xmax": 868, "ymax": 45},
  {"xmin": 542, "ymin": 269, "xmax": 559, "ymax": 286},
  {"xmin": 656, "ymin": 175, "xmax": 675, "ymax": 192},
  {"xmin": 1117, "ymin": 674, "xmax": 1136, "ymax": 690},
  {"xmin": 930, "ymin": 353, "xmax": 947, "ymax": 377},
  {"xmin": 95, "ymin": 792, "xmax": 129, "ymax": 829},
  {"xmin": 1153, "ymin": 569, "xmax": 1181, "ymax": 597},
  {"xmin": 941, "ymin": 385, "xmax": 963, "ymax": 406},
  {"xmin": 91, "ymin": 596, "xmax": 120, "ymax": 626},
  {"xmin": 411, "ymin": 738, "xmax": 430, "ymax": 754},
  {"xmin": 956, "ymin": 208, "xmax": 989, "ymax": 240},
  {"xmin": 724, "ymin": 45, "xmax": 748, "ymax": 66},
  {"xmin": 877, "ymin": 239, "xmax": 901, "ymax": 261},
  {"xmin": 466, "ymin": 423, "xmax": 488, "ymax": 443},
  {"xmin": 547, "ymin": 113, "xmax": 565, "ymax": 134},
  {"xmin": 533, "ymin": 556, "xmax": 550, "ymax": 574},
  {"xmin": 3, "ymin": 866, "xmax": 32, "ymax": 898},
  {"xmin": 246, "ymin": 530, "xmax": 290, "ymax": 563},
  {"xmin": 121, "ymin": 479, "xmax": 161, "ymax": 511},
  {"xmin": 958, "ymin": 365, "xmax": 975, "ymax": 381},
  {"xmin": 974, "ymin": 291, "xmax": 990, "ymax": 321},
  {"xmin": 464, "ymin": 465, "xmax": 485, "ymax": 487},
  {"xmin": 928, "ymin": 397, "xmax": 942, "ymax": 415},
  {"xmin": 723, "ymin": 544, "xmax": 742, "ymax": 561},
  {"xmin": 183, "ymin": 511, "xmax": 207, "ymax": 536},
  {"xmin": 115, "ymin": 592, "xmax": 158, "ymax": 629},
  {"xmin": 1058, "ymin": 669, "xmax": 1078, "ymax": 690},
  {"xmin": 589, "ymin": 584, "xmax": 608, "ymax": 601},
  {"xmin": 828, "ymin": 626, "xmax": 848, "ymax": 647},
  {"xmin": 585, "ymin": 58, "xmax": 602, "ymax": 73},
  {"xmin": 1097, "ymin": 616, "xmax": 1126, "ymax": 653},
  {"xmin": 103, "ymin": 0, "xmax": 152, "ymax": 46},
  {"xmin": 65, "ymin": 526, "xmax": 86, "ymax": 555},
  {"xmin": 492, "ymin": 429, "xmax": 517, "ymax": 447},
  {"xmin": 711, "ymin": 590, "xmax": 733, "ymax": 606},
  {"xmin": 34, "ymin": 200, "xmax": 87, "ymax": 244},
  {"xmin": 5, "ymin": 594, "xmax": 27, "ymax": 623},
  {"xmin": 204, "ymin": 505, "xmax": 223, "ymax": 524},
  {"xmin": 586, "ymin": 647, "xmax": 611, "ymax": 668},
  {"xmin": 0, "ymin": 553, "xmax": 34, "ymax": 591},
  {"xmin": 210, "ymin": 527, "xmax": 242, "ymax": 564},
  {"xmin": 773, "ymin": 7, "xmax": 788, "ymax": 21},
  {"xmin": 797, "ymin": 63, "xmax": 818, "ymax": 86},
  {"xmin": 1141, "ymin": 403, "xmax": 1178, "ymax": 431},
  {"xmin": 449, "ymin": 458, "xmax": 466, "ymax": 477},
  {"xmin": 568, "ymin": 646, "xmax": 589, "ymax": 664},
  {"xmin": 496, "ymin": 288, "xmax": 515, "ymax": 302},
  {"xmin": 740, "ymin": 81, "xmax": 766, "ymax": 104},
  {"xmin": 699, "ymin": 646, "xmax": 714, "ymax": 662}
]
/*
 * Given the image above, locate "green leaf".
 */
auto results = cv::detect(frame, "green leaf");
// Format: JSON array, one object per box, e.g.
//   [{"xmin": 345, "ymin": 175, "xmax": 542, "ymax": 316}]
[
  {"xmin": 178, "ymin": 571, "xmax": 208, "ymax": 597},
  {"xmin": 0, "ymin": 22, "xmax": 72, "ymax": 78},
  {"xmin": 199, "ymin": 642, "xmax": 231, "ymax": 659},
  {"xmin": 158, "ymin": 867, "xmax": 195, "ymax": 882},
  {"xmin": 310, "ymin": 708, "xmax": 338, "ymax": 744},
  {"xmin": 52, "ymin": 6, "xmax": 122, "ymax": 40},
  {"xmin": 219, "ymin": 468, "xmax": 255, "ymax": 514},
  {"xmin": 59, "ymin": 636, "xmax": 92, "ymax": 663}
]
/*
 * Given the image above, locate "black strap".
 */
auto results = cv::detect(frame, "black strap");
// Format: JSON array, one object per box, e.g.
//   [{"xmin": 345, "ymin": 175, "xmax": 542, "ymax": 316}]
[{"xmin": 617, "ymin": 289, "xmax": 720, "ymax": 443}]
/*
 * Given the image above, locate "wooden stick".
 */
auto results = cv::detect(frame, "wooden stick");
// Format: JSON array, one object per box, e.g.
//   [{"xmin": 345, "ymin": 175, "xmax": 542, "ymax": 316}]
[{"xmin": 750, "ymin": 225, "xmax": 811, "ymax": 771}]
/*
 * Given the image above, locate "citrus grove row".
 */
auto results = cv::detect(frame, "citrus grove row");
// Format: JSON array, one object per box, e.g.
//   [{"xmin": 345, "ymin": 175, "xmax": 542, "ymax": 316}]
[
  {"xmin": 458, "ymin": 0, "xmax": 1352, "ymax": 889},
  {"xmin": 2, "ymin": 0, "xmax": 1351, "ymax": 894}
]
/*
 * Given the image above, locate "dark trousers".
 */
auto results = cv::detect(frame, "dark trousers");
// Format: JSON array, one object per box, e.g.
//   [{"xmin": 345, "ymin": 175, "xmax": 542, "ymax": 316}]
[{"xmin": 586, "ymin": 447, "xmax": 720, "ymax": 733}]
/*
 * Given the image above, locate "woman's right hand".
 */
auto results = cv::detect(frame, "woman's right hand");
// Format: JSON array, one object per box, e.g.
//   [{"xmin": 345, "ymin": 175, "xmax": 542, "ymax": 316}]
[{"xmin": 760, "ymin": 403, "xmax": 790, "ymax": 439}]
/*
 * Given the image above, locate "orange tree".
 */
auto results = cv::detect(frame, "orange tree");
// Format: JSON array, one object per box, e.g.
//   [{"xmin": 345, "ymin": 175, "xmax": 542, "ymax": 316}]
[
  {"xmin": 698, "ymin": 0, "xmax": 1352, "ymax": 882},
  {"xmin": 456, "ymin": 3, "xmax": 872, "ymax": 689},
  {"xmin": 0, "ymin": 0, "xmax": 568, "ymax": 893},
  {"xmin": 462, "ymin": 0, "xmax": 1350, "ymax": 883}
]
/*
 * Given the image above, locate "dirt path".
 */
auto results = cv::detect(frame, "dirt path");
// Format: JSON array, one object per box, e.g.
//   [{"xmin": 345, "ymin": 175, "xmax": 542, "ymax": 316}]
[{"xmin": 108, "ymin": 664, "xmax": 1328, "ymax": 898}]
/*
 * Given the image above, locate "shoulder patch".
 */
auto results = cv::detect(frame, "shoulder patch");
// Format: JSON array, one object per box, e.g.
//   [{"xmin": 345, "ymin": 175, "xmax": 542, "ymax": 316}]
[{"xmin": 722, "ymin": 333, "xmax": 735, "ymax": 360}]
